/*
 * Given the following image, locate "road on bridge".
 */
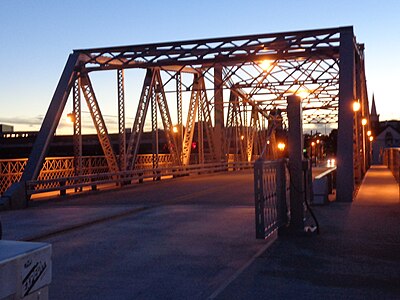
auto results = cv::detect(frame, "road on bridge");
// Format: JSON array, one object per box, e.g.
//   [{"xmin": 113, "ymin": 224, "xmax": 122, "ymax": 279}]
[{"xmin": 2, "ymin": 170, "xmax": 274, "ymax": 299}]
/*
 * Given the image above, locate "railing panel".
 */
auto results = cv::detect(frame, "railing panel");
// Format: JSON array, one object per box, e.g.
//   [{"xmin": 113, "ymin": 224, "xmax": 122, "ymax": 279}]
[
  {"xmin": 254, "ymin": 159, "xmax": 289, "ymax": 239},
  {"xmin": 1, "ymin": 154, "xmax": 174, "ymax": 195},
  {"xmin": 383, "ymin": 148, "xmax": 400, "ymax": 183}
]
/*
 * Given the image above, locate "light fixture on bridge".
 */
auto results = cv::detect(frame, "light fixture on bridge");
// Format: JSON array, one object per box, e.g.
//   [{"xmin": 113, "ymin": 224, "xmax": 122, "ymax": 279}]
[
  {"xmin": 367, "ymin": 130, "xmax": 371, "ymax": 136},
  {"xmin": 361, "ymin": 118, "xmax": 367, "ymax": 126},
  {"xmin": 277, "ymin": 142, "xmax": 286, "ymax": 151},
  {"xmin": 369, "ymin": 136, "xmax": 374, "ymax": 142},
  {"xmin": 260, "ymin": 59, "xmax": 272, "ymax": 71},
  {"xmin": 353, "ymin": 100, "xmax": 361, "ymax": 112},
  {"xmin": 296, "ymin": 88, "xmax": 309, "ymax": 99},
  {"xmin": 172, "ymin": 126, "xmax": 179, "ymax": 133},
  {"xmin": 66, "ymin": 113, "xmax": 75, "ymax": 124}
]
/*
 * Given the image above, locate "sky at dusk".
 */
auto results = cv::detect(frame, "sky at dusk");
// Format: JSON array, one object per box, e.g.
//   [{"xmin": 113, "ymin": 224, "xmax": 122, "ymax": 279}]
[{"xmin": 0, "ymin": 0, "xmax": 399, "ymax": 133}]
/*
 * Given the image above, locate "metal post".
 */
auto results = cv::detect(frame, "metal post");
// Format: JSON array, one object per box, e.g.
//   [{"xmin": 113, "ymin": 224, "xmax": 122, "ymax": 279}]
[
  {"xmin": 117, "ymin": 69, "xmax": 126, "ymax": 172},
  {"xmin": 214, "ymin": 64, "xmax": 223, "ymax": 161},
  {"xmin": 73, "ymin": 77, "xmax": 82, "ymax": 192},
  {"xmin": 337, "ymin": 27, "xmax": 356, "ymax": 202},
  {"xmin": 287, "ymin": 95, "xmax": 304, "ymax": 231},
  {"xmin": 176, "ymin": 72, "xmax": 183, "ymax": 159}
]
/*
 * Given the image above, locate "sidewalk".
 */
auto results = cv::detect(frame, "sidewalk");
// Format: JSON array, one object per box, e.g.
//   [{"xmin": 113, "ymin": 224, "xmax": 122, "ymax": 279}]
[{"xmin": 213, "ymin": 165, "xmax": 400, "ymax": 299}]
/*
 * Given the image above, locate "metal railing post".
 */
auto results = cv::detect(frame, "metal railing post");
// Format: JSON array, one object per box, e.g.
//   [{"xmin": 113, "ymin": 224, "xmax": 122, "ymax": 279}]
[{"xmin": 254, "ymin": 159, "xmax": 265, "ymax": 239}]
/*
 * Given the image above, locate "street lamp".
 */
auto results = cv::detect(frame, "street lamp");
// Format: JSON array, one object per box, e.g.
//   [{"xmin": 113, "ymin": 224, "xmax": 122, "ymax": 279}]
[
  {"xmin": 361, "ymin": 118, "xmax": 367, "ymax": 172},
  {"xmin": 277, "ymin": 142, "xmax": 286, "ymax": 151},
  {"xmin": 353, "ymin": 100, "xmax": 361, "ymax": 112},
  {"xmin": 66, "ymin": 112, "xmax": 75, "ymax": 124}
]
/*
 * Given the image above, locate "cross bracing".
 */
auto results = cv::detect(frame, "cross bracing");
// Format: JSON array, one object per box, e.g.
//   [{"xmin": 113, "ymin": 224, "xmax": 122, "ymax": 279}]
[{"xmin": 5, "ymin": 26, "xmax": 368, "ymax": 204}]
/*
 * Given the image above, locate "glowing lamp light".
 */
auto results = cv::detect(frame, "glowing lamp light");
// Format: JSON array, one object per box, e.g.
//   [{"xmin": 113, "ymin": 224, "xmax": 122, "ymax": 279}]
[
  {"xmin": 240, "ymin": 135, "xmax": 245, "ymax": 140},
  {"xmin": 353, "ymin": 101, "xmax": 361, "ymax": 112},
  {"xmin": 296, "ymin": 89, "xmax": 309, "ymax": 99},
  {"xmin": 277, "ymin": 142, "xmax": 286, "ymax": 151},
  {"xmin": 172, "ymin": 126, "xmax": 178, "ymax": 133},
  {"xmin": 361, "ymin": 118, "xmax": 367, "ymax": 126},
  {"xmin": 367, "ymin": 130, "xmax": 371, "ymax": 136},
  {"xmin": 66, "ymin": 113, "xmax": 75, "ymax": 124},
  {"xmin": 260, "ymin": 60, "xmax": 272, "ymax": 71},
  {"xmin": 311, "ymin": 141, "xmax": 316, "ymax": 147},
  {"xmin": 369, "ymin": 136, "xmax": 374, "ymax": 142}
]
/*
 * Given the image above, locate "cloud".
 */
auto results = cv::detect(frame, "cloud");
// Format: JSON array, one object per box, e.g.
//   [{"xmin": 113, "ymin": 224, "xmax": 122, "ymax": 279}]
[{"xmin": 0, "ymin": 115, "xmax": 44, "ymax": 130}]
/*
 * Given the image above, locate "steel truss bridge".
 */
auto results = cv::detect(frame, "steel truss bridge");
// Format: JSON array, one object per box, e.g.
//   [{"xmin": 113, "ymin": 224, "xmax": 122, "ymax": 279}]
[{"xmin": 3, "ymin": 26, "xmax": 370, "ymax": 205}]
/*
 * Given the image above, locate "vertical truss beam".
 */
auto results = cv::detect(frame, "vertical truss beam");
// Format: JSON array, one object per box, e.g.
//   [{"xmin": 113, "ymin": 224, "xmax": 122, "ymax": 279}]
[
  {"xmin": 247, "ymin": 106, "xmax": 258, "ymax": 162},
  {"xmin": 154, "ymin": 70, "xmax": 180, "ymax": 164},
  {"xmin": 182, "ymin": 75, "xmax": 200, "ymax": 165},
  {"xmin": 198, "ymin": 104, "xmax": 204, "ymax": 164},
  {"xmin": 117, "ymin": 69, "xmax": 126, "ymax": 171},
  {"xmin": 73, "ymin": 77, "xmax": 82, "ymax": 177},
  {"xmin": 151, "ymin": 83, "xmax": 159, "ymax": 169},
  {"xmin": 225, "ymin": 91, "xmax": 237, "ymax": 155},
  {"xmin": 126, "ymin": 69, "xmax": 155, "ymax": 170},
  {"xmin": 337, "ymin": 27, "xmax": 356, "ymax": 202},
  {"xmin": 214, "ymin": 64, "xmax": 224, "ymax": 161},
  {"xmin": 198, "ymin": 76, "xmax": 216, "ymax": 161},
  {"xmin": 80, "ymin": 74, "xmax": 119, "ymax": 174},
  {"xmin": 176, "ymin": 72, "xmax": 183, "ymax": 158}
]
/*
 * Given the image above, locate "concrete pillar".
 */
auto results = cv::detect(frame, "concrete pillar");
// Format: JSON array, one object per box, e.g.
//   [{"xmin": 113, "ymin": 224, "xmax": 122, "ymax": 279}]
[
  {"xmin": 287, "ymin": 95, "xmax": 304, "ymax": 230},
  {"xmin": 214, "ymin": 64, "xmax": 224, "ymax": 161},
  {"xmin": 337, "ymin": 27, "xmax": 356, "ymax": 202}
]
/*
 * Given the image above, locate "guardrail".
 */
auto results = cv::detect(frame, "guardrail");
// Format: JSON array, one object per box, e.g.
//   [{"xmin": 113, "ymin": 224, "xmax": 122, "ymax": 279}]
[
  {"xmin": 26, "ymin": 161, "xmax": 253, "ymax": 199},
  {"xmin": 312, "ymin": 167, "xmax": 336, "ymax": 205},
  {"xmin": 254, "ymin": 159, "xmax": 290, "ymax": 239},
  {"xmin": 0, "ymin": 155, "xmax": 174, "ymax": 196},
  {"xmin": 383, "ymin": 148, "xmax": 400, "ymax": 184}
]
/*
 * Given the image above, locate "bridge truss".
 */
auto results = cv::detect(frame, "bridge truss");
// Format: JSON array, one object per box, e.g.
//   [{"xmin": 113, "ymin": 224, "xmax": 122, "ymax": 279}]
[{"xmin": 8, "ymin": 26, "xmax": 369, "ymax": 203}]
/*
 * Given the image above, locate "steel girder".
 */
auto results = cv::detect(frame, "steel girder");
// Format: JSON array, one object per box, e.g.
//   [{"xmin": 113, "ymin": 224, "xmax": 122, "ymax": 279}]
[
  {"xmin": 80, "ymin": 74, "xmax": 120, "ymax": 175},
  {"xmin": 117, "ymin": 69, "xmax": 127, "ymax": 171},
  {"xmin": 73, "ymin": 77, "xmax": 82, "ymax": 177},
  {"xmin": 126, "ymin": 69, "xmax": 155, "ymax": 170}
]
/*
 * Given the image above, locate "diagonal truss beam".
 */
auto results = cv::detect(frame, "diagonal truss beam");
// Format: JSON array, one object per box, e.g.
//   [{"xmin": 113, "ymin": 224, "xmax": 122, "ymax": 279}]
[
  {"xmin": 80, "ymin": 74, "xmax": 120, "ymax": 174},
  {"xmin": 153, "ymin": 70, "xmax": 180, "ymax": 164},
  {"xmin": 126, "ymin": 69, "xmax": 155, "ymax": 170},
  {"xmin": 182, "ymin": 75, "xmax": 200, "ymax": 165}
]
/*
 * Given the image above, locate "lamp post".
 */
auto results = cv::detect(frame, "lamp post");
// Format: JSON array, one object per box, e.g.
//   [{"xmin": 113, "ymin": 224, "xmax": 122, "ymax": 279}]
[
  {"xmin": 353, "ymin": 100, "xmax": 361, "ymax": 182},
  {"xmin": 361, "ymin": 118, "xmax": 367, "ymax": 174},
  {"xmin": 311, "ymin": 141, "xmax": 316, "ymax": 166}
]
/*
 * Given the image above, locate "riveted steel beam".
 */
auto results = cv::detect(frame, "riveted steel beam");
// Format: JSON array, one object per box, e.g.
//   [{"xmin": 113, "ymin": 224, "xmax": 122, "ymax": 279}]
[{"xmin": 80, "ymin": 74, "xmax": 119, "ymax": 174}]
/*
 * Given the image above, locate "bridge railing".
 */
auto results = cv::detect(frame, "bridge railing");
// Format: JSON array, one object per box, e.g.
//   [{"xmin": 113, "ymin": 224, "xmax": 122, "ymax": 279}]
[
  {"xmin": 25, "ymin": 161, "xmax": 253, "ymax": 199},
  {"xmin": 383, "ymin": 147, "xmax": 400, "ymax": 183},
  {"xmin": 0, "ymin": 155, "xmax": 173, "ymax": 196},
  {"xmin": 254, "ymin": 158, "xmax": 290, "ymax": 239}
]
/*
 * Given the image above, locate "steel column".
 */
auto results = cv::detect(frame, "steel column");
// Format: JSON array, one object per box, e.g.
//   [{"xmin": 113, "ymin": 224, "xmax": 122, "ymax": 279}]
[
  {"xmin": 176, "ymin": 72, "xmax": 183, "ymax": 159},
  {"xmin": 117, "ymin": 69, "xmax": 126, "ymax": 171},
  {"xmin": 287, "ymin": 95, "xmax": 304, "ymax": 231},
  {"xmin": 214, "ymin": 64, "xmax": 224, "ymax": 161},
  {"xmin": 73, "ymin": 77, "xmax": 82, "ymax": 179},
  {"xmin": 337, "ymin": 27, "xmax": 356, "ymax": 202},
  {"xmin": 151, "ymin": 83, "xmax": 159, "ymax": 170}
]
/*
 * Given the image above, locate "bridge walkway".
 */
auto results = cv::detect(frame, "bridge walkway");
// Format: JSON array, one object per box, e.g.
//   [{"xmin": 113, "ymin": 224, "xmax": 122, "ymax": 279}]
[{"xmin": 214, "ymin": 165, "xmax": 400, "ymax": 299}]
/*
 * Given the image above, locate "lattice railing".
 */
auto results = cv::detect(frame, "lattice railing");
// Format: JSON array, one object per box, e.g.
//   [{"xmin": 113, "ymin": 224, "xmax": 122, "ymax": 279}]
[
  {"xmin": 0, "ymin": 154, "xmax": 174, "ymax": 195},
  {"xmin": 254, "ymin": 159, "xmax": 290, "ymax": 239}
]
